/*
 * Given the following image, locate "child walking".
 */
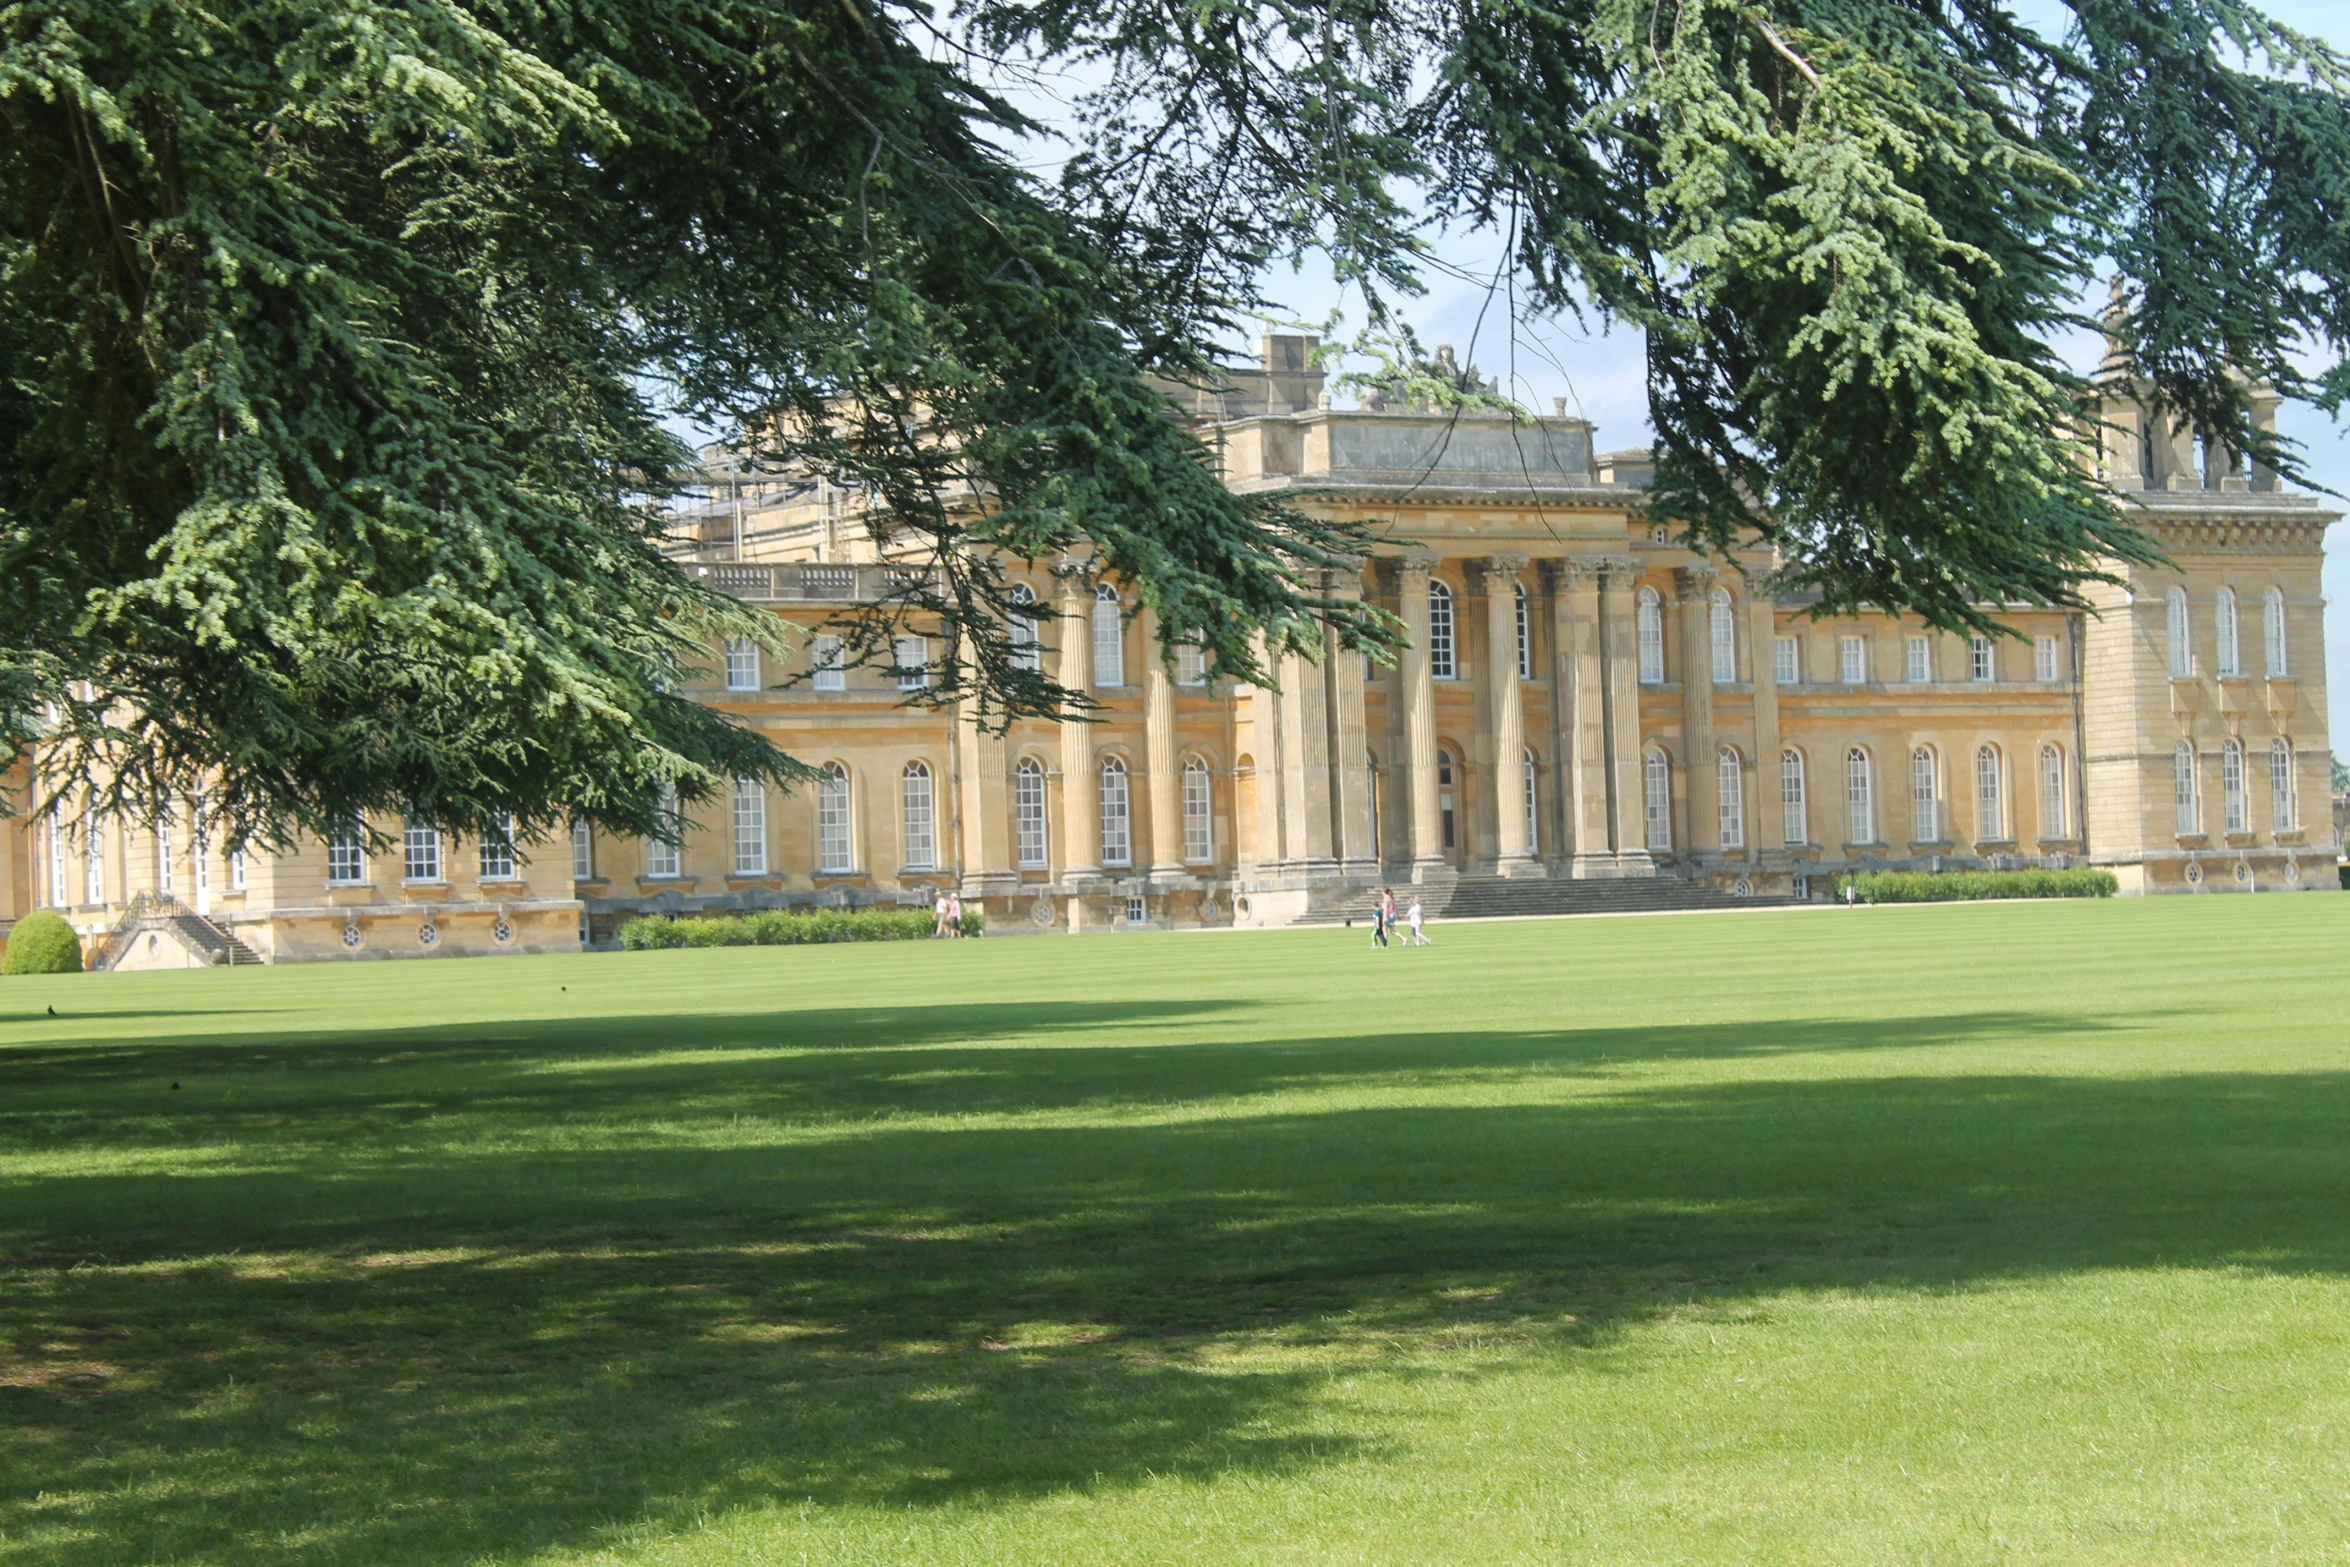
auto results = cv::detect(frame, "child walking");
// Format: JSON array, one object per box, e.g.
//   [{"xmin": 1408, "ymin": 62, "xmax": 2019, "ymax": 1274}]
[{"xmin": 1407, "ymin": 895, "xmax": 1429, "ymax": 946}]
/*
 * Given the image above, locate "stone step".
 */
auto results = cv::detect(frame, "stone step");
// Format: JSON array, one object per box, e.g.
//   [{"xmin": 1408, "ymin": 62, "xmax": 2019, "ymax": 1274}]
[{"xmin": 1296, "ymin": 875, "xmax": 1804, "ymax": 926}]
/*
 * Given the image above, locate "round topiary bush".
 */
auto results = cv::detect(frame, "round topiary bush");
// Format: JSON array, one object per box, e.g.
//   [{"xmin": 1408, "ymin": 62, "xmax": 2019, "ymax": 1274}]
[{"xmin": 4, "ymin": 910, "xmax": 84, "ymax": 975}]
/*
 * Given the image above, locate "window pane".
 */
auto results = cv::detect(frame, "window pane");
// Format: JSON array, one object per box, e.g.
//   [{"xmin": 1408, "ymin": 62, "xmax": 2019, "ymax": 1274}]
[
  {"xmin": 1643, "ymin": 751, "xmax": 1671, "ymax": 851},
  {"xmin": 1015, "ymin": 760, "xmax": 1048, "ymax": 868},
  {"xmin": 734, "ymin": 779, "xmax": 768, "ymax": 875},
  {"xmin": 1774, "ymin": 637, "xmax": 1799, "ymax": 685},
  {"xmin": 812, "ymin": 635, "xmax": 845, "ymax": 691},
  {"xmin": 900, "ymin": 765, "xmax": 933, "ymax": 871},
  {"xmin": 1183, "ymin": 760, "xmax": 1213, "ymax": 861},
  {"xmin": 1710, "ymin": 591, "xmax": 1735, "ymax": 683},
  {"xmin": 1716, "ymin": 748, "xmax": 1743, "ymax": 849},
  {"xmin": 1094, "ymin": 588, "xmax": 1126, "ymax": 687},
  {"xmin": 1429, "ymin": 582, "xmax": 1457, "ymax": 681},
  {"xmin": 2215, "ymin": 588, "xmax": 2240, "ymax": 677},
  {"xmin": 1840, "ymin": 636, "xmax": 1866, "ymax": 684},
  {"xmin": 1911, "ymin": 749, "xmax": 1938, "ymax": 842},
  {"xmin": 2035, "ymin": 635, "xmax": 2060, "ymax": 682},
  {"xmin": 479, "ymin": 813, "xmax": 517, "ymax": 880},
  {"xmin": 404, "ymin": 819, "xmax": 442, "ymax": 883},
  {"xmin": 1976, "ymin": 748, "xmax": 2003, "ymax": 839},
  {"xmin": 725, "ymin": 636, "xmax": 759, "ymax": 691},
  {"xmin": 895, "ymin": 636, "xmax": 928, "ymax": 692},
  {"xmin": 2221, "ymin": 740, "xmax": 2246, "ymax": 833},
  {"xmin": 1636, "ymin": 591, "xmax": 1662, "ymax": 683},
  {"xmin": 2271, "ymin": 740, "xmax": 2296, "ymax": 831},
  {"xmin": 1906, "ymin": 636, "xmax": 1930, "ymax": 683},
  {"xmin": 817, "ymin": 766, "xmax": 851, "ymax": 873},
  {"xmin": 1780, "ymin": 750, "xmax": 1807, "ymax": 845},
  {"xmin": 2039, "ymin": 746, "xmax": 2065, "ymax": 839},
  {"xmin": 1846, "ymin": 750, "xmax": 1874, "ymax": 843},
  {"xmin": 1516, "ymin": 584, "xmax": 1534, "ymax": 681},
  {"xmin": 571, "ymin": 818, "xmax": 594, "ymax": 879},
  {"xmin": 1099, "ymin": 760, "xmax": 1132, "ymax": 866},
  {"xmin": 2174, "ymin": 744, "xmax": 2198, "ymax": 836},
  {"xmin": 2166, "ymin": 589, "xmax": 2190, "ymax": 678},
  {"xmin": 2265, "ymin": 589, "xmax": 2288, "ymax": 677},
  {"xmin": 1971, "ymin": 638, "xmax": 1995, "ymax": 681}
]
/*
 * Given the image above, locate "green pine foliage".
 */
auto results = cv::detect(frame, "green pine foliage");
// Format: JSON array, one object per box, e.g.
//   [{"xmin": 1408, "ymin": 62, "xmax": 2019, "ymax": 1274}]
[
  {"xmin": 2, "ymin": 909, "xmax": 82, "ymax": 973},
  {"xmin": 1842, "ymin": 868, "xmax": 2120, "ymax": 902}
]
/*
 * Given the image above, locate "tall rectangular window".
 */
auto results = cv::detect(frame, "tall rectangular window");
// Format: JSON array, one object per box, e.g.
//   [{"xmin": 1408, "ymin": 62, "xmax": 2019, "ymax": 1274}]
[
  {"xmin": 83, "ymin": 822, "xmax": 104, "ymax": 906},
  {"xmin": 154, "ymin": 814, "xmax": 173, "ymax": 895},
  {"xmin": 2174, "ymin": 743, "xmax": 2199, "ymax": 836},
  {"xmin": 1774, "ymin": 637, "xmax": 1799, "ymax": 685},
  {"xmin": 1975, "ymin": 748, "xmax": 2004, "ymax": 840},
  {"xmin": 732, "ymin": 778, "xmax": 767, "ymax": 874},
  {"xmin": 816, "ymin": 766, "xmax": 851, "ymax": 873},
  {"xmin": 2215, "ymin": 588, "xmax": 2240, "ymax": 677},
  {"xmin": 2039, "ymin": 746, "xmax": 2066, "ymax": 840},
  {"xmin": 2167, "ymin": 588, "xmax": 2191, "ymax": 678},
  {"xmin": 1636, "ymin": 591, "xmax": 1662, "ymax": 682},
  {"xmin": 811, "ymin": 635, "xmax": 845, "ymax": 691},
  {"xmin": 2221, "ymin": 740, "xmax": 2247, "ymax": 834},
  {"xmin": 1717, "ymin": 749, "xmax": 1744, "ymax": 850},
  {"xmin": 1781, "ymin": 750, "xmax": 1807, "ymax": 846},
  {"xmin": 229, "ymin": 845, "xmax": 247, "ymax": 892},
  {"xmin": 725, "ymin": 636, "xmax": 760, "ymax": 692},
  {"xmin": 1099, "ymin": 760, "xmax": 1132, "ymax": 867},
  {"xmin": 2264, "ymin": 589, "xmax": 2289, "ymax": 677},
  {"xmin": 403, "ymin": 818, "xmax": 442, "ymax": 882},
  {"xmin": 45, "ymin": 811, "xmax": 64, "ymax": 909},
  {"xmin": 899, "ymin": 765, "xmax": 934, "ymax": 871},
  {"xmin": 1429, "ymin": 582, "xmax": 1458, "ymax": 681},
  {"xmin": 1182, "ymin": 760, "xmax": 1212, "ymax": 862},
  {"xmin": 479, "ymin": 813, "xmax": 517, "ymax": 880},
  {"xmin": 1839, "ymin": 636, "xmax": 1866, "ymax": 684},
  {"xmin": 1970, "ymin": 637, "xmax": 1996, "ymax": 681},
  {"xmin": 1846, "ymin": 750, "xmax": 1875, "ymax": 844},
  {"xmin": 571, "ymin": 818, "xmax": 594, "ymax": 879},
  {"xmin": 1906, "ymin": 636, "xmax": 1930, "ymax": 683},
  {"xmin": 1517, "ymin": 586, "xmax": 1535, "ymax": 680},
  {"xmin": 2035, "ymin": 635, "xmax": 2060, "ymax": 682},
  {"xmin": 894, "ymin": 636, "xmax": 928, "ymax": 691},
  {"xmin": 1014, "ymin": 760, "xmax": 1047, "ymax": 868},
  {"xmin": 648, "ymin": 784, "xmax": 682, "ymax": 878},
  {"xmin": 2271, "ymin": 739, "xmax": 2296, "ymax": 831},
  {"xmin": 1643, "ymin": 750, "xmax": 1671, "ymax": 851},
  {"xmin": 1911, "ymin": 749, "xmax": 1939, "ymax": 843},
  {"xmin": 1093, "ymin": 590, "xmax": 1126, "ymax": 687},
  {"xmin": 327, "ymin": 818, "xmax": 366, "ymax": 885},
  {"xmin": 1175, "ymin": 639, "xmax": 1208, "ymax": 686},
  {"xmin": 1709, "ymin": 593, "xmax": 1735, "ymax": 682}
]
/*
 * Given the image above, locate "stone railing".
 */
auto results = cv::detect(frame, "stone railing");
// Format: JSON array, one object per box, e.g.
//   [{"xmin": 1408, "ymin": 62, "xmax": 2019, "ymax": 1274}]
[{"xmin": 685, "ymin": 562, "xmax": 937, "ymax": 604}]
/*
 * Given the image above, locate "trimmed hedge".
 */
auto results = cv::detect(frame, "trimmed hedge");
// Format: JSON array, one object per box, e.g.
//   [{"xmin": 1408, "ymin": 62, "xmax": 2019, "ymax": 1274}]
[
  {"xmin": 3, "ymin": 910, "xmax": 84, "ymax": 974},
  {"xmin": 619, "ymin": 907, "xmax": 981, "ymax": 949},
  {"xmin": 1839, "ymin": 868, "xmax": 2118, "ymax": 904}
]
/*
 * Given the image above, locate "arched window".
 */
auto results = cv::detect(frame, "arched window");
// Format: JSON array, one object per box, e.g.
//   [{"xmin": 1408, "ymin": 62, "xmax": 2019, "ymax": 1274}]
[
  {"xmin": 1013, "ymin": 757, "xmax": 1048, "ymax": 868},
  {"xmin": 1438, "ymin": 747, "xmax": 1458, "ymax": 850},
  {"xmin": 2221, "ymin": 738, "xmax": 2246, "ymax": 833},
  {"xmin": 2271, "ymin": 738, "xmax": 2296, "ymax": 831},
  {"xmin": 1515, "ymin": 582, "xmax": 1532, "ymax": 680},
  {"xmin": 1780, "ymin": 749, "xmax": 1808, "ymax": 846},
  {"xmin": 1099, "ymin": 756, "xmax": 1132, "ymax": 866},
  {"xmin": 1846, "ymin": 748, "xmax": 1875, "ymax": 845},
  {"xmin": 1911, "ymin": 747, "xmax": 1940, "ymax": 842},
  {"xmin": 1636, "ymin": 587, "xmax": 1665, "ymax": 682},
  {"xmin": 2264, "ymin": 587, "xmax": 2288, "ymax": 677},
  {"xmin": 2215, "ymin": 587, "xmax": 2240, "ymax": 677},
  {"xmin": 817, "ymin": 763, "xmax": 851, "ymax": 873},
  {"xmin": 1427, "ymin": 579, "xmax": 1456, "ymax": 680},
  {"xmin": 1975, "ymin": 745, "xmax": 2004, "ymax": 840},
  {"xmin": 1717, "ymin": 746, "xmax": 1744, "ymax": 849},
  {"xmin": 1008, "ymin": 583, "xmax": 1040, "ymax": 673},
  {"xmin": 1643, "ymin": 748, "xmax": 1672, "ymax": 851},
  {"xmin": 1093, "ymin": 584, "xmax": 1125, "ymax": 688},
  {"xmin": 1182, "ymin": 757, "xmax": 1213, "ymax": 862},
  {"xmin": 2173, "ymin": 742, "xmax": 2198, "ymax": 836},
  {"xmin": 900, "ymin": 762, "xmax": 935, "ymax": 871},
  {"xmin": 1524, "ymin": 747, "xmax": 1541, "ymax": 855},
  {"xmin": 1710, "ymin": 588, "xmax": 1736, "ymax": 682},
  {"xmin": 2166, "ymin": 587, "xmax": 2190, "ymax": 678},
  {"xmin": 2039, "ymin": 744, "xmax": 2066, "ymax": 840}
]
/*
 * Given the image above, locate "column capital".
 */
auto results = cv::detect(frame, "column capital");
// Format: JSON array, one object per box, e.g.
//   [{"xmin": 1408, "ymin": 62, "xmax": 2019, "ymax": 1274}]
[
  {"xmin": 1674, "ymin": 562, "xmax": 1721, "ymax": 599},
  {"xmin": 1587, "ymin": 553, "xmax": 1643, "ymax": 588}
]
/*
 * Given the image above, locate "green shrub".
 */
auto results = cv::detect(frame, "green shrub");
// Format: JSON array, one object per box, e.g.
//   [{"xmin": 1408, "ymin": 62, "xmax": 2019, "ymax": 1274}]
[
  {"xmin": 1839, "ymin": 868, "xmax": 2118, "ymax": 904},
  {"xmin": 3, "ymin": 910, "xmax": 84, "ymax": 974},
  {"xmin": 618, "ymin": 907, "xmax": 941, "ymax": 950},
  {"xmin": 957, "ymin": 909, "xmax": 985, "ymax": 937}
]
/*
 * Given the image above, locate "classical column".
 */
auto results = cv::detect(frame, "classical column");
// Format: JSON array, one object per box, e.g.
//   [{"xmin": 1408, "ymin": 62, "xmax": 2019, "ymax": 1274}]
[
  {"xmin": 1677, "ymin": 565, "xmax": 1719, "ymax": 857},
  {"xmin": 1482, "ymin": 554, "xmax": 1538, "ymax": 876},
  {"xmin": 1277, "ymin": 646, "xmax": 1336, "ymax": 872},
  {"xmin": 1553, "ymin": 558, "xmax": 1614, "ymax": 877},
  {"xmin": 1327, "ymin": 569, "xmax": 1376, "ymax": 876},
  {"xmin": 1750, "ymin": 596, "xmax": 1784, "ymax": 853},
  {"xmin": 1143, "ymin": 609, "xmax": 1183, "ymax": 877},
  {"xmin": 1600, "ymin": 558, "xmax": 1654, "ymax": 874},
  {"xmin": 1056, "ymin": 577, "xmax": 1099, "ymax": 878},
  {"xmin": 1398, "ymin": 556, "xmax": 1446, "ymax": 878}
]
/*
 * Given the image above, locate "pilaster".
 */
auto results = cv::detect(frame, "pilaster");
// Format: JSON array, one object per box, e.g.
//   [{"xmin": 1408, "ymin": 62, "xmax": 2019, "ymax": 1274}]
[
  {"xmin": 1481, "ymin": 554, "xmax": 1539, "ymax": 876},
  {"xmin": 1750, "ymin": 597, "xmax": 1784, "ymax": 853},
  {"xmin": 1398, "ymin": 555, "xmax": 1446, "ymax": 878},
  {"xmin": 1056, "ymin": 577, "xmax": 1099, "ymax": 878},
  {"xmin": 1599, "ymin": 557, "xmax": 1655, "ymax": 875},
  {"xmin": 1676, "ymin": 565, "xmax": 1719, "ymax": 856},
  {"xmin": 1143, "ymin": 609, "xmax": 1183, "ymax": 876}
]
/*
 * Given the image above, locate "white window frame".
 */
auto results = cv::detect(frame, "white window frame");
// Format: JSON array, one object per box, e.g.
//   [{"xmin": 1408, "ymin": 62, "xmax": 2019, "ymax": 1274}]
[
  {"xmin": 1014, "ymin": 758, "xmax": 1048, "ymax": 868},
  {"xmin": 2270, "ymin": 739, "xmax": 2296, "ymax": 831},
  {"xmin": 84, "ymin": 819, "xmax": 105, "ymax": 906},
  {"xmin": 1970, "ymin": 637, "xmax": 1996, "ymax": 682},
  {"xmin": 327, "ymin": 818, "xmax": 367, "ymax": 886},
  {"xmin": 1636, "ymin": 588, "xmax": 1664, "ymax": 683},
  {"xmin": 1839, "ymin": 635, "xmax": 1867, "ymax": 685},
  {"xmin": 1516, "ymin": 583, "xmax": 1534, "ymax": 681},
  {"xmin": 2215, "ymin": 587, "xmax": 2240, "ymax": 677},
  {"xmin": 1774, "ymin": 636, "xmax": 1799, "ymax": 686},
  {"xmin": 2174, "ymin": 742, "xmax": 2199, "ymax": 836},
  {"xmin": 1906, "ymin": 635, "xmax": 1931, "ymax": 684},
  {"xmin": 1716, "ymin": 747, "xmax": 1744, "ymax": 849},
  {"xmin": 2263, "ymin": 588, "xmax": 2288, "ymax": 677},
  {"xmin": 1428, "ymin": 580, "xmax": 1458, "ymax": 681},
  {"xmin": 2166, "ymin": 587, "xmax": 2191, "ymax": 678},
  {"xmin": 403, "ymin": 818, "xmax": 443, "ymax": 884},
  {"xmin": 1008, "ymin": 584, "xmax": 1040, "ymax": 673},
  {"xmin": 2221, "ymin": 738, "xmax": 2246, "ymax": 833},
  {"xmin": 1780, "ymin": 749, "xmax": 1808, "ymax": 846},
  {"xmin": 46, "ymin": 810, "xmax": 65, "ymax": 908},
  {"xmin": 732, "ymin": 779, "xmax": 767, "ymax": 875},
  {"xmin": 1183, "ymin": 757, "xmax": 1213, "ymax": 862},
  {"xmin": 479, "ymin": 812, "xmax": 519, "ymax": 880},
  {"xmin": 899, "ymin": 762, "xmax": 935, "ymax": 871},
  {"xmin": 2039, "ymin": 744, "xmax": 2066, "ymax": 840},
  {"xmin": 1525, "ymin": 747, "xmax": 1542, "ymax": 855},
  {"xmin": 1911, "ymin": 747, "xmax": 1940, "ymax": 843},
  {"xmin": 1093, "ymin": 586, "xmax": 1126, "ymax": 688},
  {"xmin": 1099, "ymin": 756, "xmax": 1133, "ymax": 867},
  {"xmin": 572, "ymin": 818, "xmax": 594, "ymax": 879},
  {"xmin": 812, "ymin": 634, "xmax": 846, "ymax": 692},
  {"xmin": 894, "ymin": 635, "xmax": 929, "ymax": 692},
  {"xmin": 1710, "ymin": 589, "xmax": 1736, "ymax": 683},
  {"xmin": 647, "ymin": 784, "xmax": 683, "ymax": 879},
  {"xmin": 2035, "ymin": 635, "xmax": 2060, "ymax": 683},
  {"xmin": 816, "ymin": 764, "xmax": 851, "ymax": 874},
  {"xmin": 725, "ymin": 636, "xmax": 760, "ymax": 692},
  {"xmin": 1176, "ymin": 639, "xmax": 1208, "ymax": 687},
  {"xmin": 153, "ymin": 812, "xmax": 172, "ymax": 896},
  {"xmin": 1846, "ymin": 748, "xmax": 1875, "ymax": 844},
  {"xmin": 229, "ymin": 844, "xmax": 247, "ymax": 892},
  {"xmin": 1976, "ymin": 746, "xmax": 2004, "ymax": 840},
  {"xmin": 1642, "ymin": 749, "xmax": 1672, "ymax": 852}
]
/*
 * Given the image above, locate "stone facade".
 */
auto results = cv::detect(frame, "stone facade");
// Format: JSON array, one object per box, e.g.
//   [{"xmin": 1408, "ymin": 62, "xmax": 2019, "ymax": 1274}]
[{"xmin": 7, "ymin": 335, "xmax": 2338, "ymax": 961}]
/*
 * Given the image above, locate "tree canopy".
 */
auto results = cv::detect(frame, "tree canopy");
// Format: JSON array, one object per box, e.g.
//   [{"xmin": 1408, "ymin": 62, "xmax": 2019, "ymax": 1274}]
[{"xmin": 3, "ymin": 0, "xmax": 2344, "ymax": 843}]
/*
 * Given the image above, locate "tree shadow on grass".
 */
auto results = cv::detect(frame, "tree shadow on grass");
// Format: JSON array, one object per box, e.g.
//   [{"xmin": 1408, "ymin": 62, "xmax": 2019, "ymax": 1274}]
[{"xmin": 5, "ymin": 1005, "xmax": 2345, "ymax": 1563}]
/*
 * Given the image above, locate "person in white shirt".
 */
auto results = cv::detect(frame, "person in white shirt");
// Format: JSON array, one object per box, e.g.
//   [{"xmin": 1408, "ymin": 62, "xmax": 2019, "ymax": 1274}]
[{"xmin": 1407, "ymin": 895, "xmax": 1429, "ymax": 946}]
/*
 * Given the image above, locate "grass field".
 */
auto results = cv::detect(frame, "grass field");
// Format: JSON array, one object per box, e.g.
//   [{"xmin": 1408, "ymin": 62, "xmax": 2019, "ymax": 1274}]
[{"xmin": 4, "ymin": 896, "xmax": 2349, "ymax": 1565}]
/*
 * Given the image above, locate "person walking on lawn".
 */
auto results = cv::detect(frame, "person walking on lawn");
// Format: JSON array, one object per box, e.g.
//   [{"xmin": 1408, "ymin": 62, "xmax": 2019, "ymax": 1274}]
[
  {"xmin": 1371, "ymin": 887, "xmax": 1390, "ymax": 949},
  {"xmin": 1407, "ymin": 894, "xmax": 1430, "ymax": 946}
]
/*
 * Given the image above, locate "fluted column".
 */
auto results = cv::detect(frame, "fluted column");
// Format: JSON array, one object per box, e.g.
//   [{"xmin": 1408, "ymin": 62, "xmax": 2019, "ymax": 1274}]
[
  {"xmin": 1399, "ymin": 556, "xmax": 1445, "ymax": 877},
  {"xmin": 1553, "ymin": 559, "xmax": 1614, "ymax": 877},
  {"xmin": 1482, "ymin": 554, "xmax": 1538, "ymax": 876},
  {"xmin": 1328, "ymin": 568, "xmax": 1375, "ymax": 876},
  {"xmin": 1751, "ymin": 596, "xmax": 1784, "ymax": 853},
  {"xmin": 1143, "ymin": 610, "xmax": 1183, "ymax": 876},
  {"xmin": 1677, "ymin": 565, "xmax": 1719, "ymax": 857},
  {"xmin": 1600, "ymin": 558, "xmax": 1654, "ymax": 874},
  {"xmin": 1056, "ymin": 577, "xmax": 1098, "ymax": 878}
]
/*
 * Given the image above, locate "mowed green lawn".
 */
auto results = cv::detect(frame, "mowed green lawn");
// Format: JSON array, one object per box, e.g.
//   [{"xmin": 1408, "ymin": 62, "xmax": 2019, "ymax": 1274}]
[{"xmin": 4, "ymin": 897, "xmax": 2349, "ymax": 1565}]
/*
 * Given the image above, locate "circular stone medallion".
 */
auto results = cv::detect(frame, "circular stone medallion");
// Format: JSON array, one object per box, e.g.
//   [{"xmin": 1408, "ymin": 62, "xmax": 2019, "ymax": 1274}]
[{"xmin": 1030, "ymin": 897, "xmax": 1054, "ymax": 927}]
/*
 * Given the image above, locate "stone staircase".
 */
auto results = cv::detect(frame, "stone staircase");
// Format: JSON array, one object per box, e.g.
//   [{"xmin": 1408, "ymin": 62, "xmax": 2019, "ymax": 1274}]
[
  {"xmin": 90, "ymin": 893, "xmax": 266, "ymax": 969},
  {"xmin": 1294, "ymin": 873, "xmax": 1806, "ymax": 927}
]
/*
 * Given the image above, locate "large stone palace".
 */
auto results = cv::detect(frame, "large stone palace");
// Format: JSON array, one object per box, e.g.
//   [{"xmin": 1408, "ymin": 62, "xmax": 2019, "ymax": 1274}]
[{"xmin": 5, "ymin": 336, "xmax": 2339, "ymax": 964}]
